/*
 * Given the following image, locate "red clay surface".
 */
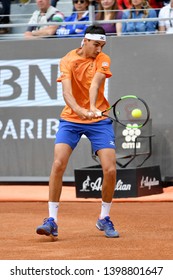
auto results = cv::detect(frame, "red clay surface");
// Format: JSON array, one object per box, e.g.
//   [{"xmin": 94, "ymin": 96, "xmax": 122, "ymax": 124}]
[{"xmin": 0, "ymin": 200, "xmax": 173, "ymax": 260}]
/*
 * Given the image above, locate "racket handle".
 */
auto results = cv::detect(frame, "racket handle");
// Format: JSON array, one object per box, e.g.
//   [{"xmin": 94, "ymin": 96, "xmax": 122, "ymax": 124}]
[{"xmin": 95, "ymin": 111, "xmax": 102, "ymax": 117}]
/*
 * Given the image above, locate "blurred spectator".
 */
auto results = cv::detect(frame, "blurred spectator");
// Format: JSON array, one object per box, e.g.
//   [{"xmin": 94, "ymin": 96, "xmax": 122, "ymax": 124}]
[
  {"xmin": 117, "ymin": 0, "xmax": 131, "ymax": 9},
  {"xmin": 95, "ymin": 0, "xmax": 123, "ymax": 35},
  {"xmin": 19, "ymin": 0, "xmax": 59, "ymax": 5},
  {"xmin": 51, "ymin": 0, "xmax": 59, "ymax": 7},
  {"xmin": 56, "ymin": 0, "xmax": 90, "ymax": 37},
  {"xmin": 149, "ymin": 0, "xmax": 164, "ymax": 15},
  {"xmin": 121, "ymin": 0, "xmax": 158, "ymax": 35},
  {"xmin": 158, "ymin": 0, "xmax": 173, "ymax": 34},
  {"xmin": 89, "ymin": 0, "xmax": 100, "ymax": 9},
  {"xmin": 117, "ymin": 0, "xmax": 164, "ymax": 11},
  {"xmin": 19, "ymin": 0, "xmax": 31, "ymax": 3},
  {"xmin": 0, "ymin": 0, "xmax": 11, "ymax": 34},
  {"xmin": 24, "ymin": 0, "xmax": 64, "ymax": 38}
]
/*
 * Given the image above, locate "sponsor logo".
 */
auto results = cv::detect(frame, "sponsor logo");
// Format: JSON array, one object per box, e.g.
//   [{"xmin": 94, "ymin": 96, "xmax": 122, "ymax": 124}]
[
  {"xmin": 109, "ymin": 140, "xmax": 115, "ymax": 146},
  {"xmin": 80, "ymin": 177, "xmax": 132, "ymax": 192},
  {"xmin": 115, "ymin": 179, "xmax": 132, "ymax": 191},
  {"xmin": 122, "ymin": 126, "xmax": 141, "ymax": 149},
  {"xmin": 0, "ymin": 59, "xmax": 63, "ymax": 107},
  {"xmin": 140, "ymin": 176, "xmax": 160, "ymax": 190},
  {"xmin": 80, "ymin": 175, "xmax": 102, "ymax": 192},
  {"xmin": 102, "ymin": 62, "xmax": 109, "ymax": 67},
  {"xmin": 0, "ymin": 118, "xmax": 59, "ymax": 140},
  {"xmin": 100, "ymin": 36, "xmax": 105, "ymax": 40}
]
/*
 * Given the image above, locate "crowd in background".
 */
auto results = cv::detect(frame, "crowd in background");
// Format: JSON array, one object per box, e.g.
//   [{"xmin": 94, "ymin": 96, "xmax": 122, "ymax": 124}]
[{"xmin": 0, "ymin": 0, "xmax": 173, "ymax": 36}]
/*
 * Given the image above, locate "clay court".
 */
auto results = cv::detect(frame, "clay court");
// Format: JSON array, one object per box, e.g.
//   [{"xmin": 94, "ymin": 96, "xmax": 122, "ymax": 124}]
[{"xmin": 0, "ymin": 185, "xmax": 173, "ymax": 260}]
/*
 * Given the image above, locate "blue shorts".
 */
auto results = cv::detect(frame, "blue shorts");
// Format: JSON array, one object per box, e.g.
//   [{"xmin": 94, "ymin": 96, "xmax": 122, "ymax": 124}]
[{"xmin": 55, "ymin": 119, "xmax": 116, "ymax": 153}]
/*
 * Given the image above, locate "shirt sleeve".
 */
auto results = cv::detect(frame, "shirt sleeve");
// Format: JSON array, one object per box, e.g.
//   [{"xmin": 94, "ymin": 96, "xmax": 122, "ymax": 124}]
[
  {"xmin": 96, "ymin": 53, "xmax": 112, "ymax": 78},
  {"xmin": 57, "ymin": 55, "xmax": 72, "ymax": 82},
  {"xmin": 51, "ymin": 11, "xmax": 64, "ymax": 23}
]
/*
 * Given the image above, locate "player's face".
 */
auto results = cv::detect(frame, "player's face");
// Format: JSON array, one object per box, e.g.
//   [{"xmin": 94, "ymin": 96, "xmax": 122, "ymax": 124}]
[{"xmin": 85, "ymin": 39, "xmax": 106, "ymax": 58}]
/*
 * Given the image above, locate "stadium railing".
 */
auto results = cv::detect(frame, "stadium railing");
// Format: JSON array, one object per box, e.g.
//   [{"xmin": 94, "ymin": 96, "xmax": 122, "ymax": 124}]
[{"xmin": 0, "ymin": 2, "xmax": 172, "ymax": 39}]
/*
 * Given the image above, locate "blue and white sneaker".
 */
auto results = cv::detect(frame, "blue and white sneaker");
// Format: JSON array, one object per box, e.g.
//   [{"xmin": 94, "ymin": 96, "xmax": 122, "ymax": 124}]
[
  {"xmin": 96, "ymin": 216, "xmax": 119, "ymax": 238},
  {"xmin": 36, "ymin": 217, "xmax": 58, "ymax": 237}
]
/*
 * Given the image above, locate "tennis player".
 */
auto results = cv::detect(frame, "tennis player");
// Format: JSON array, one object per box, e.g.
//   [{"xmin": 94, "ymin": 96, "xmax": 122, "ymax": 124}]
[{"xmin": 36, "ymin": 25, "xmax": 119, "ymax": 238}]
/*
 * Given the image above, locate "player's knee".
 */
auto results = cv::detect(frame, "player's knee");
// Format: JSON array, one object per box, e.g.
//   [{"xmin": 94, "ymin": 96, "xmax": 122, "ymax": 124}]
[
  {"xmin": 53, "ymin": 159, "xmax": 66, "ymax": 173},
  {"xmin": 103, "ymin": 165, "xmax": 116, "ymax": 178}
]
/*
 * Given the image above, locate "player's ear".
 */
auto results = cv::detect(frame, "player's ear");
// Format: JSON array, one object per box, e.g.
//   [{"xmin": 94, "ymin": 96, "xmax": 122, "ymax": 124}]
[{"xmin": 81, "ymin": 38, "xmax": 88, "ymax": 47}]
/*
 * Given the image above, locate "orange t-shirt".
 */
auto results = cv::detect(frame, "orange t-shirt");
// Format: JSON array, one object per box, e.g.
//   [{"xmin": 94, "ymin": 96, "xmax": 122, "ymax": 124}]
[{"xmin": 57, "ymin": 48, "xmax": 112, "ymax": 123}]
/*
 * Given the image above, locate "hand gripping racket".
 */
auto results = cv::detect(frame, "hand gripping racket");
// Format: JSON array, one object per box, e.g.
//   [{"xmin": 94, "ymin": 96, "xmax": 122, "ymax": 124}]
[{"xmin": 97, "ymin": 95, "xmax": 150, "ymax": 129}]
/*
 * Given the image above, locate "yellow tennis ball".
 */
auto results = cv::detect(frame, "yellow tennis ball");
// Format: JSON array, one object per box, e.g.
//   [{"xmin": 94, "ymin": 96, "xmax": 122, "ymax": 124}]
[{"xmin": 131, "ymin": 108, "xmax": 142, "ymax": 118}]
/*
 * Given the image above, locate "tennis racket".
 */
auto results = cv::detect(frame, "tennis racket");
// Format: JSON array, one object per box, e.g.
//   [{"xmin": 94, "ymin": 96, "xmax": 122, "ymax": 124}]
[{"xmin": 97, "ymin": 95, "xmax": 150, "ymax": 129}]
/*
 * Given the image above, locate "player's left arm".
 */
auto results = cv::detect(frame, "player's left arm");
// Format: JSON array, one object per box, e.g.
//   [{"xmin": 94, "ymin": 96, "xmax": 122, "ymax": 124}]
[
  {"xmin": 89, "ymin": 72, "xmax": 106, "ymax": 115},
  {"xmin": 89, "ymin": 53, "xmax": 112, "ymax": 117},
  {"xmin": 62, "ymin": 79, "xmax": 91, "ymax": 120}
]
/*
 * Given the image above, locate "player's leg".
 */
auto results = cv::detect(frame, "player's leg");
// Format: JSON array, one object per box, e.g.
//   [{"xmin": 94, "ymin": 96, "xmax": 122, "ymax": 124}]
[
  {"xmin": 36, "ymin": 120, "xmax": 81, "ymax": 238},
  {"xmin": 96, "ymin": 148, "xmax": 119, "ymax": 238},
  {"xmin": 49, "ymin": 143, "xmax": 73, "ymax": 203},
  {"xmin": 36, "ymin": 143, "xmax": 72, "ymax": 238},
  {"xmin": 86, "ymin": 119, "xmax": 119, "ymax": 238},
  {"xmin": 98, "ymin": 148, "xmax": 116, "ymax": 203}
]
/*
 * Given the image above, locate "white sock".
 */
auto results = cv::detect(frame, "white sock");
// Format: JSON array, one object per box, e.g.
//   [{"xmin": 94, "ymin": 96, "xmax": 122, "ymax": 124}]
[
  {"xmin": 100, "ymin": 201, "xmax": 112, "ymax": 219},
  {"xmin": 48, "ymin": 201, "xmax": 59, "ymax": 223}
]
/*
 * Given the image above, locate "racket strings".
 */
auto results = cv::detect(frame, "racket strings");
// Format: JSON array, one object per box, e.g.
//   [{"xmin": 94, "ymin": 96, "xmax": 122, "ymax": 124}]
[{"xmin": 113, "ymin": 98, "xmax": 149, "ymax": 128}]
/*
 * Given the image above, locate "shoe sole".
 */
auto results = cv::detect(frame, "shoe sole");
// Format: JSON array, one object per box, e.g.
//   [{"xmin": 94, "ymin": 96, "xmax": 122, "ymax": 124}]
[
  {"xmin": 105, "ymin": 233, "xmax": 119, "ymax": 238},
  {"xmin": 36, "ymin": 228, "xmax": 58, "ymax": 240},
  {"xmin": 36, "ymin": 228, "xmax": 51, "ymax": 236}
]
